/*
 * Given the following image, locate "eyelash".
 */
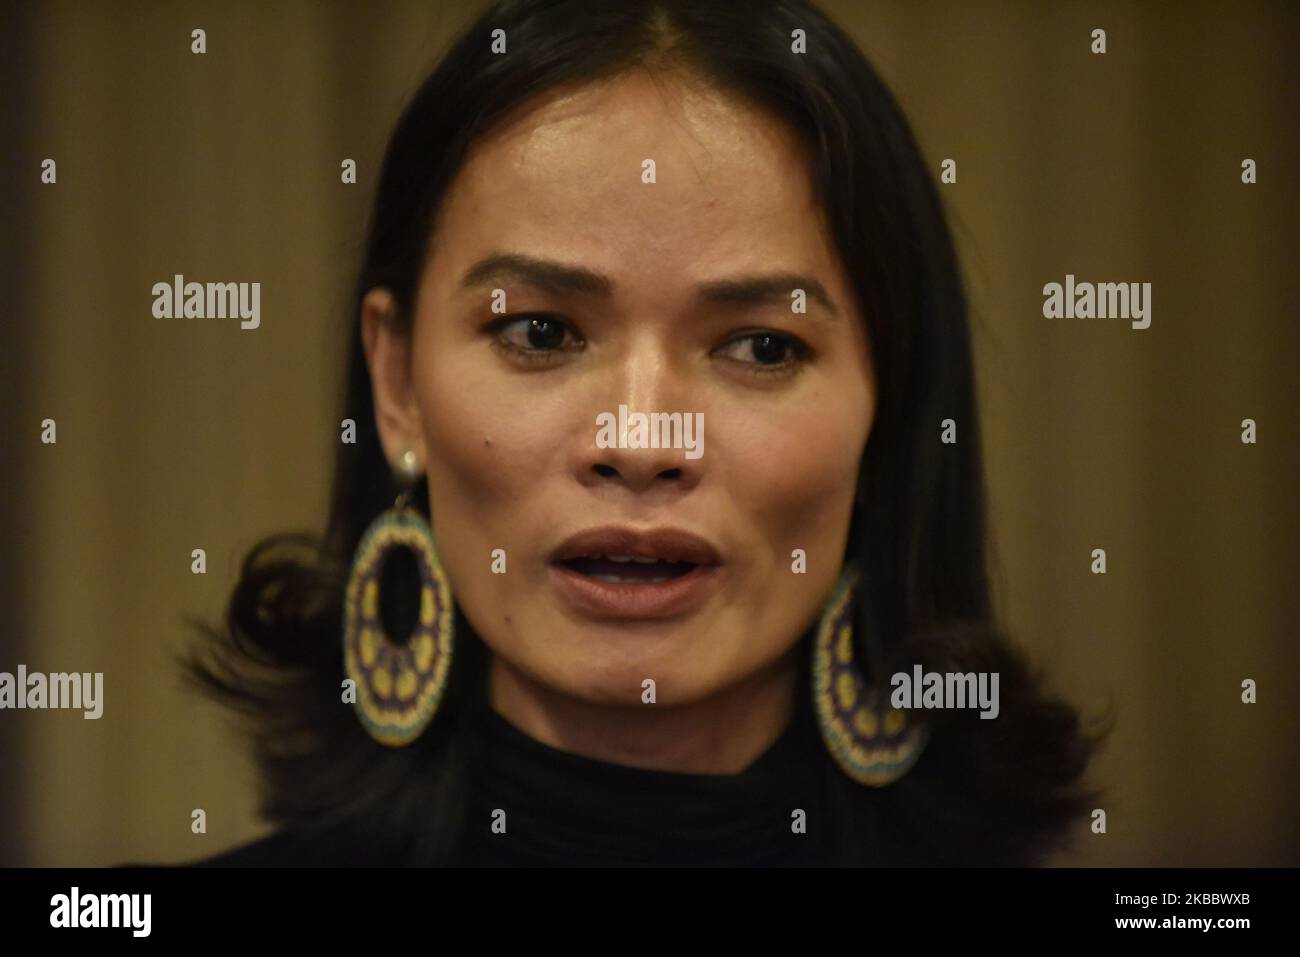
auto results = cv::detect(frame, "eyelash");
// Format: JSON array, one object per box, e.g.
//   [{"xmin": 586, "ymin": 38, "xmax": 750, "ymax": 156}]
[
  {"xmin": 488, "ymin": 313, "xmax": 584, "ymax": 363},
  {"xmin": 487, "ymin": 314, "xmax": 812, "ymax": 377},
  {"xmin": 713, "ymin": 329, "xmax": 811, "ymax": 377}
]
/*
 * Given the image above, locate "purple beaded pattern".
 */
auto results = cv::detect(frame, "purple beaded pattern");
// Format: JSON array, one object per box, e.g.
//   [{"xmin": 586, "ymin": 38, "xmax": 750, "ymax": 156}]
[
  {"xmin": 343, "ymin": 508, "xmax": 453, "ymax": 747},
  {"xmin": 812, "ymin": 566, "xmax": 929, "ymax": 786}
]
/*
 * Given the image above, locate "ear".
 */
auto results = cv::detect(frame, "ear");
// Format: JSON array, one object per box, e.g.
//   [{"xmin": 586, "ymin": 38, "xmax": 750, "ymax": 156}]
[{"xmin": 361, "ymin": 287, "xmax": 427, "ymax": 472}]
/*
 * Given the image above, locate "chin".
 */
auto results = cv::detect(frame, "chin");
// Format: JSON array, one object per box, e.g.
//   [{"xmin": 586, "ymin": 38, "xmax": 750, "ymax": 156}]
[{"xmin": 563, "ymin": 669, "xmax": 723, "ymax": 708}]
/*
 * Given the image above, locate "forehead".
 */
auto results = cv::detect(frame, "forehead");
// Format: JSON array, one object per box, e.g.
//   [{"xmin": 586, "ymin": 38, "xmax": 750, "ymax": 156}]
[{"xmin": 424, "ymin": 70, "xmax": 845, "ymax": 300}]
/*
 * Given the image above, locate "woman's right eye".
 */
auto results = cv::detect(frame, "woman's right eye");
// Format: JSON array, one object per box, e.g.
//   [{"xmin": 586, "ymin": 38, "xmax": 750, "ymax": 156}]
[{"xmin": 491, "ymin": 314, "xmax": 584, "ymax": 361}]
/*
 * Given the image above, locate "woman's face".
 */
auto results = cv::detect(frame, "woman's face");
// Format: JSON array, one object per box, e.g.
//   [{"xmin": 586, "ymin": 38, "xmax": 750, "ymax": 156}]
[{"xmin": 366, "ymin": 71, "xmax": 874, "ymax": 710}]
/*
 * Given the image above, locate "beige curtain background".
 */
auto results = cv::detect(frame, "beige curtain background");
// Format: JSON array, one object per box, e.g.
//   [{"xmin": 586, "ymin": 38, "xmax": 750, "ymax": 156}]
[{"xmin": 1, "ymin": 0, "xmax": 1295, "ymax": 866}]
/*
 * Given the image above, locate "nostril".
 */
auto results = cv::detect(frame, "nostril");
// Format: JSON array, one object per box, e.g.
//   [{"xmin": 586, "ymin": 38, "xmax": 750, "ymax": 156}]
[
  {"xmin": 658, "ymin": 468, "xmax": 682, "ymax": 480},
  {"xmin": 592, "ymin": 464, "xmax": 618, "ymax": 477}
]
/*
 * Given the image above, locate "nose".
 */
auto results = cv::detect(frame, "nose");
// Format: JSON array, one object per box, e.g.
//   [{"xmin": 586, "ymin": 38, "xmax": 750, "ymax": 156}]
[
  {"xmin": 578, "ymin": 346, "xmax": 704, "ymax": 497},
  {"xmin": 589, "ymin": 443, "xmax": 697, "ymax": 494}
]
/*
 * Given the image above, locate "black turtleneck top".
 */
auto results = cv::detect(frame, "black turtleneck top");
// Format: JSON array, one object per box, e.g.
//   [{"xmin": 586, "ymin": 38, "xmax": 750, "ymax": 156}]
[
  {"xmin": 182, "ymin": 650, "xmax": 956, "ymax": 868},
  {"xmin": 454, "ymin": 688, "xmax": 832, "ymax": 867}
]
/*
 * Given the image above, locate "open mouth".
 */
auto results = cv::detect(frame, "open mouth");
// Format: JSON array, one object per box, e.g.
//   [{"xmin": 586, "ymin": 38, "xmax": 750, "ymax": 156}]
[
  {"xmin": 558, "ymin": 555, "xmax": 699, "ymax": 584},
  {"xmin": 547, "ymin": 526, "xmax": 723, "ymax": 619}
]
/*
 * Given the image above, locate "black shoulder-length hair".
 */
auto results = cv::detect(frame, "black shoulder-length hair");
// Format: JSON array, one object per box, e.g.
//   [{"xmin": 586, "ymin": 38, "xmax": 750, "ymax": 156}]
[{"xmin": 186, "ymin": 0, "xmax": 1105, "ymax": 866}]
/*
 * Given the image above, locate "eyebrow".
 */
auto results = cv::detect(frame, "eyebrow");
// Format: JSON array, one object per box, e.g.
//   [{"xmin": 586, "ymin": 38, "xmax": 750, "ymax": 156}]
[{"xmin": 459, "ymin": 252, "xmax": 839, "ymax": 317}]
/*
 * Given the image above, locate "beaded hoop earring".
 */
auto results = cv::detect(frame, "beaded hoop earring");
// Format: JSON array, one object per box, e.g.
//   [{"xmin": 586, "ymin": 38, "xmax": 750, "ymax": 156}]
[
  {"xmin": 812, "ymin": 563, "xmax": 929, "ymax": 785},
  {"xmin": 342, "ymin": 450, "xmax": 454, "ymax": 747}
]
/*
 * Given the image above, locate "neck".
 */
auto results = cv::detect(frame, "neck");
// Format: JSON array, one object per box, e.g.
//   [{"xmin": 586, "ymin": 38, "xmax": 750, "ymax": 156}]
[{"xmin": 487, "ymin": 647, "xmax": 801, "ymax": 775}]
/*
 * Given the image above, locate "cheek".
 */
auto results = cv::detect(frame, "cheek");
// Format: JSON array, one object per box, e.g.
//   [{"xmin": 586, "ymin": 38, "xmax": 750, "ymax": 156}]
[
  {"xmin": 717, "ymin": 384, "xmax": 870, "ymax": 556},
  {"xmin": 411, "ymin": 348, "xmax": 584, "ymax": 582},
  {"xmin": 415, "ymin": 358, "xmax": 560, "ymax": 511}
]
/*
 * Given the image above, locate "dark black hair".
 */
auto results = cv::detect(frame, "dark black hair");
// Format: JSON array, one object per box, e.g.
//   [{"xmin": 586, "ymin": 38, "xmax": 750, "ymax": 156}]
[{"xmin": 186, "ymin": 0, "xmax": 1106, "ymax": 866}]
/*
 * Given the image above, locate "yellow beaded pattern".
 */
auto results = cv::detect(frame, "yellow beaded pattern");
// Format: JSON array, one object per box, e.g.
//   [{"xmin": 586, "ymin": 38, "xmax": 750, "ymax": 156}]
[
  {"xmin": 343, "ymin": 507, "xmax": 453, "ymax": 747},
  {"xmin": 812, "ymin": 565, "xmax": 929, "ymax": 786}
]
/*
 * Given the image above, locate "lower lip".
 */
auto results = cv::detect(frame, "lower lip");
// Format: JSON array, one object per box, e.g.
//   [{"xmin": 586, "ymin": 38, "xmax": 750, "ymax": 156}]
[{"xmin": 547, "ymin": 561, "xmax": 723, "ymax": 620}]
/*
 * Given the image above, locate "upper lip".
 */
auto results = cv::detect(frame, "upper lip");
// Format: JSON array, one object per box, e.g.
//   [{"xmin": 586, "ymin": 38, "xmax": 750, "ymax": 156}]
[{"xmin": 549, "ymin": 526, "xmax": 723, "ymax": 566}]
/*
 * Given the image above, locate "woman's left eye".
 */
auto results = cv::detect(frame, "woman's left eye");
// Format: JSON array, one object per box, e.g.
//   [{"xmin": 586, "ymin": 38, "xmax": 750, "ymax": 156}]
[{"xmin": 713, "ymin": 331, "xmax": 810, "ymax": 374}]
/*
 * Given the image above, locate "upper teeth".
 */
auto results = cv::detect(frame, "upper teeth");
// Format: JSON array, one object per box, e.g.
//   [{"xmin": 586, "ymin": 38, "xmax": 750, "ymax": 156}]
[{"xmin": 595, "ymin": 554, "xmax": 664, "ymax": 564}]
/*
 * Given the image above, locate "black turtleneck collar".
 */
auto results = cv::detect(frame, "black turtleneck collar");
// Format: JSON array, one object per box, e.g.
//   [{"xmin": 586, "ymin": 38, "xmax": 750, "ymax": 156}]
[{"xmin": 454, "ymin": 676, "xmax": 834, "ymax": 867}]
